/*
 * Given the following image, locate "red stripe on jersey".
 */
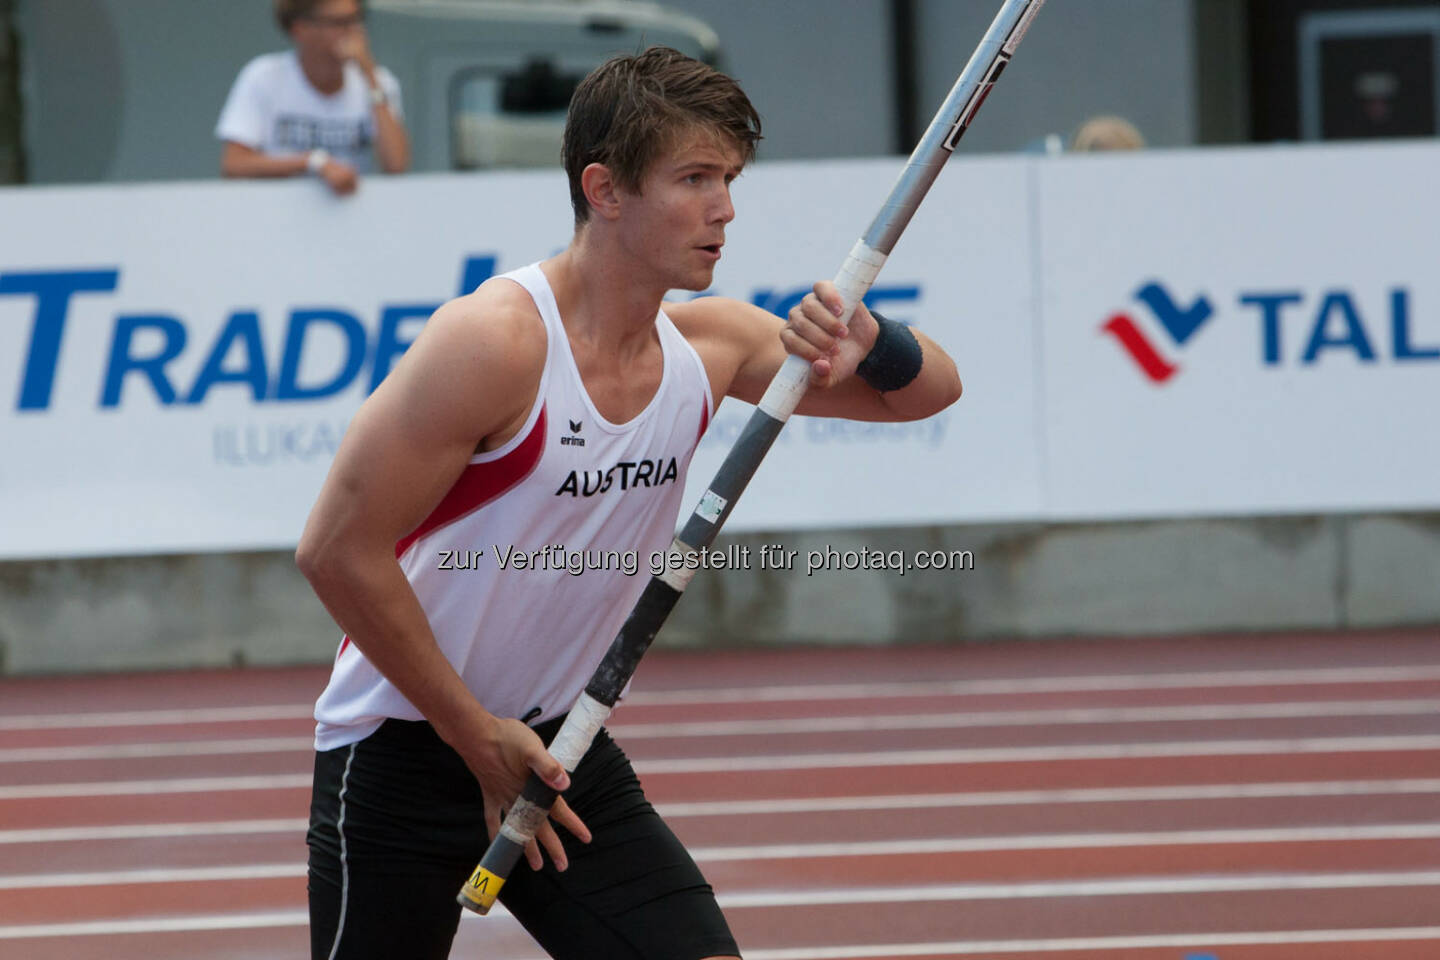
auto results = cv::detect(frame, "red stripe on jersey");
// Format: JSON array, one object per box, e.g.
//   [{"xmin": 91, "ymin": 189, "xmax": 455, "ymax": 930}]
[
  {"xmin": 696, "ymin": 394, "xmax": 710, "ymax": 446},
  {"xmin": 394, "ymin": 405, "xmax": 548, "ymax": 558},
  {"xmin": 336, "ymin": 406, "xmax": 548, "ymax": 659}
]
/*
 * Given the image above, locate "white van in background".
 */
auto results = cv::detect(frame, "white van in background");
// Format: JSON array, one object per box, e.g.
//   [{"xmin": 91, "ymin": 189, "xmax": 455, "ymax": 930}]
[
  {"xmin": 369, "ymin": 1, "xmax": 718, "ymax": 172},
  {"xmin": 13, "ymin": 0, "xmax": 718, "ymax": 184}
]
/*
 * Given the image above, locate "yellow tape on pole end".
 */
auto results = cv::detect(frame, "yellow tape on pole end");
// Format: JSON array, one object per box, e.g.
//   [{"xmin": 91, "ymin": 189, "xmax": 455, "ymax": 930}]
[{"xmin": 457, "ymin": 865, "xmax": 505, "ymax": 914}]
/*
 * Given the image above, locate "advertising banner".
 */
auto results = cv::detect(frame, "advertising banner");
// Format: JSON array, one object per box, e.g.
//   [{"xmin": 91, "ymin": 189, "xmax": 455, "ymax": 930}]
[
  {"xmin": 1038, "ymin": 142, "xmax": 1440, "ymax": 518},
  {"xmin": 0, "ymin": 157, "xmax": 1040, "ymax": 558},
  {"xmin": 5, "ymin": 143, "xmax": 1438, "ymax": 559},
  {"xmin": 685, "ymin": 157, "xmax": 1042, "ymax": 533}
]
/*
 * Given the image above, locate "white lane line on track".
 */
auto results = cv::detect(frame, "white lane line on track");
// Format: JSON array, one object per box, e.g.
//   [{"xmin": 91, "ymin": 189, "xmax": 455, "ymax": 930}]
[
  {"xmin": 635, "ymin": 734, "xmax": 1440, "ymax": 774},
  {"xmin": 3, "ymin": 914, "xmax": 1435, "ymax": 951},
  {"xmin": 621, "ymin": 664, "xmax": 1440, "ymax": 705},
  {"xmin": 687, "ymin": 823, "xmax": 1440, "ymax": 861},
  {"xmin": 4, "ymin": 864, "xmax": 1440, "ymax": 898},
  {"xmin": 4, "ymin": 663, "xmax": 1439, "ymax": 730},
  {"xmin": 0, "ymin": 773, "xmax": 311, "ymax": 800},
  {"xmin": 610, "ymin": 698, "xmax": 1440, "ymax": 737},
  {"xmin": 0, "ymin": 704, "xmax": 313, "ymax": 731},
  {"xmin": 717, "ymin": 871, "xmax": 1440, "ymax": 904},
  {"xmin": 3, "ymin": 733, "xmax": 1438, "ymax": 790},
  {"xmin": 0, "ymin": 910, "xmax": 313, "ymax": 939},
  {"xmin": 0, "ymin": 863, "xmax": 305, "ymax": 888},
  {"xmin": 7, "ymin": 700, "xmax": 1440, "ymax": 765},
  {"xmin": 5, "ymin": 828, "xmax": 1440, "ymax": 888},
  {"xmin": 0, "ymin": 737, "xmax": 314, "ymax": 763},
  {"xmin": 659, "ymin": 777, "xmax": 1440, "ymax": 816},
  {"xmin": 737, "ymin": 928, "xmax": 1440, "ymax": 959},
  {"xmin": 8, "ymin": 700, "xmax": 1439, "ymax": 763},
  {"xmin": 0, "ymin": 819, "xmax": 309, "ymax": 844},
  {"xmin": 7, "ymin": 778, "xmax": 1438, "ymax": 842}
]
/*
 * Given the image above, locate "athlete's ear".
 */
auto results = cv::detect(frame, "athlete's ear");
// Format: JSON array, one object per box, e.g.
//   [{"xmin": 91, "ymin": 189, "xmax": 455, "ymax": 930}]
[{"xmin": 581, "ymin": 163, "xmax": 623, "ymax": 222}]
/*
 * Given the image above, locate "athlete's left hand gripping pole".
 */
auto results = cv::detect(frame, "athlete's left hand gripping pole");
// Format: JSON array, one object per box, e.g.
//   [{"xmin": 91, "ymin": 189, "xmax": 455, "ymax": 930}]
[{"xmin": 458, "ymin": 0, "xmax": 1046, "ymax": 915}]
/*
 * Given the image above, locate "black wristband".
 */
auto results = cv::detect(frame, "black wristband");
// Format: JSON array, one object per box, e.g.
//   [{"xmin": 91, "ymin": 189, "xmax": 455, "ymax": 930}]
[{"xmin": 856, "ymin": 311, "xmax": 923, "ymax": 392}]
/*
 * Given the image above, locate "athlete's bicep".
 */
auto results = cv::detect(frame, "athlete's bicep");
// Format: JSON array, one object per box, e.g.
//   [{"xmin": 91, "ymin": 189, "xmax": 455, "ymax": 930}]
[
  {"xmin": 301, "ymin": 294, "xmax": 543, "ymax": 557},
  {"xmin": 669, "ymin": 298, "xmax": 785, "ymax": 406},
  {"xmin": 692, "ymin": 298, "xmax": 893, "ymax": 419}
]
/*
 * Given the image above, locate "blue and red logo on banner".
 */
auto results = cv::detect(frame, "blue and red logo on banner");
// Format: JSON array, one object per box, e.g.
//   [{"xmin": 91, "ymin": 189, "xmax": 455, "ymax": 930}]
[
  {"xmin": 1101, "ymin": 281, "xmax": 1212, "ymax": 384},
  {"xmin": 1101, "ymin": 280, "xmax": 1439, "ymax": 383}
]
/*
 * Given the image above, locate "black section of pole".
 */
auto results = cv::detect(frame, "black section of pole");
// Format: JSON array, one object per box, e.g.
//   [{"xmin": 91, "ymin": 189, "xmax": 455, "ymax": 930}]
[
  {"xmin": 516, "ymin": 775, "xmax": 559, "ymax": 810},
  {"xmin": 479, "ymin": 775, "xmax": 557, "ymax": 873},
  {"xmin": 890, "ymin": 0, "xmax": 919, "ymax": 155},
  {"xmin": 583, "ymin": 577, "xmax": 683, "ymax": 705},
  {"xmin": 470, "ymin": 832, "xmax": 524, "ymax": 891},
  {"xmin": 678, "ymin": 409, "xmax": 785, "ymax": 548}
]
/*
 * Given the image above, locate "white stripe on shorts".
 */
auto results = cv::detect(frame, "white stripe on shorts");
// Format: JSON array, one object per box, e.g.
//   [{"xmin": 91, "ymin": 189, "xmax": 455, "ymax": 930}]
[{"xmin": 326, "ymin": 744, "xmax": 358, "ymax": 960}]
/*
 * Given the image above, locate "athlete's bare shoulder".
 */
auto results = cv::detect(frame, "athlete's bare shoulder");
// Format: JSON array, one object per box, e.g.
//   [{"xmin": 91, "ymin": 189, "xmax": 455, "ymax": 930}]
[
  {"xmin": 425, "ymin": 275, "xmax": 548, "ymax": 374},
  {"xmin": 368, "ymin": 274, "xmax": 549, "ymax": 451},
  {"xmin": 666, "ymin": 295, "xmax": 779, "ymax": 350},
  {"xmin": 665, "ymin": 296, "xmax": 782, "ymax": 401},
  {"xmin": 666, "ymin": 294, "xmax": 756, "ymax": 327}
]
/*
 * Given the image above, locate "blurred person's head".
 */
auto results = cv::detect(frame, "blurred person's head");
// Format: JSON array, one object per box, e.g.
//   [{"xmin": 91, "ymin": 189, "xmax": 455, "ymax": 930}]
[
  {"xmin": 276, "ymin": 0, "xmax": 365, "ymax": 60},
  {"xmin": 562, "ymin": 46, "xmax": 762, "ymax": 228},
  {"xmin": 1072, "ymin": 115, "xmax": 1145, "ymax": 152}
]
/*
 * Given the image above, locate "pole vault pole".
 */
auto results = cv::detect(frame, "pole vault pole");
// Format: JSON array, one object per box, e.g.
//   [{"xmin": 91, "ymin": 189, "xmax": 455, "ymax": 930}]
[{"xmin": 460, "ymin": 0, "xmax": 1048, "ymax": 915}]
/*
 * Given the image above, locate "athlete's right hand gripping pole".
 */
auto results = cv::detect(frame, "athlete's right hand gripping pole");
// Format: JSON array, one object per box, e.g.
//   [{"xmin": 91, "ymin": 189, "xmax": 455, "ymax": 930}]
[{"xmin": 458, "ymin": 0, "xmax": 1046, "ymax": 916}]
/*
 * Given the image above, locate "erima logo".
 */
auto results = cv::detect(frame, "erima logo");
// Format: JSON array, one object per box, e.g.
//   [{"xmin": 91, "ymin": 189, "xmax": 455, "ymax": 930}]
[
  {"xmin": 560, "ymin": 418, "xmax": 585, "ymax": 447},
  {"xmin": 556, "ymin": 458, "xmax": 680, "ymax": 497}
]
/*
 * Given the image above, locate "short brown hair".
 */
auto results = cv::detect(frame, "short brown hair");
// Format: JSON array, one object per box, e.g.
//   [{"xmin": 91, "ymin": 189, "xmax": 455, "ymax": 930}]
[
  {"xmin": 562, "ymin": 47, "xmax": 761, "ymax": 225},
  {"xmin": 274, "ymin": 0, "xmax": 366, "ymax": 32}
]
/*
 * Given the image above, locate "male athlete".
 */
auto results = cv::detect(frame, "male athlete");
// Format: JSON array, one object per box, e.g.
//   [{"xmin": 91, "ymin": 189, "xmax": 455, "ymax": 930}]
[{"xmin": 298, "ymin": 47, "xmax": 961, "ymax": 960}]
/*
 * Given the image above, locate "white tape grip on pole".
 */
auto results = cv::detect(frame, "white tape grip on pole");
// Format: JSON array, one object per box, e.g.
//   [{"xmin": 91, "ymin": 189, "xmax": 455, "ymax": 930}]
[
  {"xmin": 757, "ymin": 353, "xmax": 812, "ymax": 421},
  {"xmin": 498, "ymin": 795, "xmax": 549, "ymax": 844},
  {"xmin": 657, "ymin": 537, "xmax": 701, "ymax": 590},
  {"xmin": 757, "ymin": 241, "xmax": 887, "ymax": 421},
  {"xmin": 834, "ymin": 240, "xmax": 888, "ymax": 318},
  {"xmin": 548, "ymin": 692, "xmax": 611, "ymax": 771}
]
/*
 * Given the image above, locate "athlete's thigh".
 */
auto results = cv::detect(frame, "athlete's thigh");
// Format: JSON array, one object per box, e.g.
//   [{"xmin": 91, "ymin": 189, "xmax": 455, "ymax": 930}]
[
  {"xmin": 308, "ymin": 721, "xmax": 485, "ymax": 960},
  {"xmin": 309, "ymin": 857, "xmax": 470, "ymax": 960},
  {"xmin": 501, "ymin": 729, "xmax": 738, "ymax": 960}
]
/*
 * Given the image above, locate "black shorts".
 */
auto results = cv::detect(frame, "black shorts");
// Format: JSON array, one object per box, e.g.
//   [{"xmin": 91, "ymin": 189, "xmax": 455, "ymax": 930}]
[{"xmin": 307, "ymin": 716, "xmax": 738, "ymax": 960}]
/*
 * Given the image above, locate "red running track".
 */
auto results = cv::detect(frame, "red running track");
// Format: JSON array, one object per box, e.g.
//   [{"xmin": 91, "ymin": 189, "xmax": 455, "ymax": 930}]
[{"xmin": 1, "ymin": 628, "xmax": 1438, "ymax": 959}]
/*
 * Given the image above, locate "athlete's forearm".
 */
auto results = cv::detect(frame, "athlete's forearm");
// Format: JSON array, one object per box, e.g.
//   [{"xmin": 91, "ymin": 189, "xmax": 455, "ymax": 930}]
[
  {"xmin": 874, "ymin": 328, "xmax": 963, "ymax": 421},
  {"xmin": 297, "ymin": 545, "xmax": 497, "ymax": 747}
]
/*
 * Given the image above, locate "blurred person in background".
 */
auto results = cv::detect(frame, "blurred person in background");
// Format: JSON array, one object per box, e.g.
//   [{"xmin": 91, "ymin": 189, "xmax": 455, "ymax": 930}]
[
  {"xmin": 217, "ymin": 0, "xmax": 410, "ymax": 196},
  {"xmin": 1071, "ymin": 115, "xmax": 1145, "ymax": 151}
]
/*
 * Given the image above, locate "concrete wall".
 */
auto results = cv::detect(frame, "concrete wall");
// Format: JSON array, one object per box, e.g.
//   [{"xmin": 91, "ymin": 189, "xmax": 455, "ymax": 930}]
[
  {"xmin": 3, "ymin": 513, "xmax": 1437, "ymax": 675},
  {"xmin": 600, "ymin": 514, "xmax": 1440, "ymax": 647}
]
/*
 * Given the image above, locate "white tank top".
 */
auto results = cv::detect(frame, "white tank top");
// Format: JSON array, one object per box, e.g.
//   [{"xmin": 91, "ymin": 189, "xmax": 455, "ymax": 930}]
[{"xmin": 313, "ymin": 263, "xmax": 713, "ymax": 750}]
